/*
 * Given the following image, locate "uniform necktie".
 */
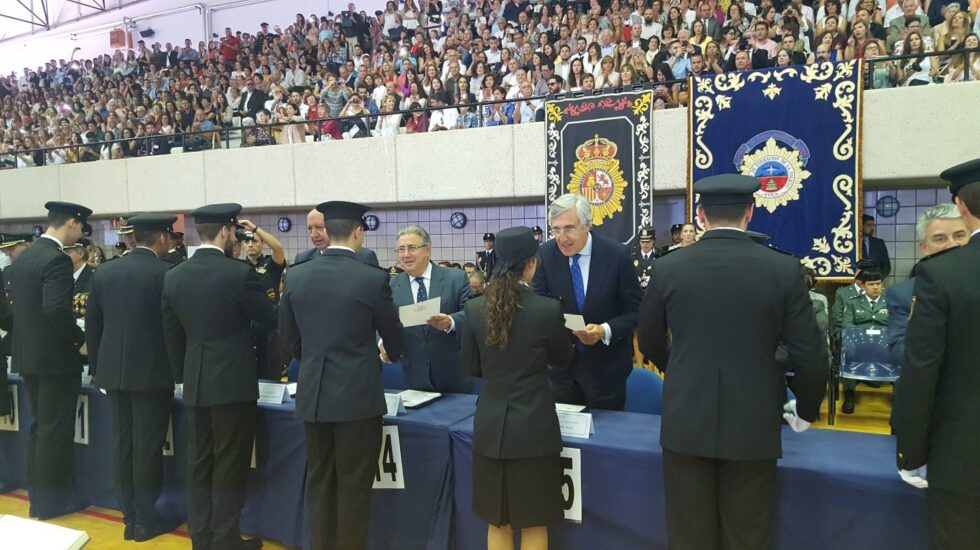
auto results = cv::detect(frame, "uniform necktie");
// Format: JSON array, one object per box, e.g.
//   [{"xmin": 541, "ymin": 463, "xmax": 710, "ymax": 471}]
[
  {"xmin": 416, "ymin": 276, "xmax": 428, "ymax": 334},
  {"xmin": 571, "ymin": 254, "xmax": 586, "ymax": 313}
]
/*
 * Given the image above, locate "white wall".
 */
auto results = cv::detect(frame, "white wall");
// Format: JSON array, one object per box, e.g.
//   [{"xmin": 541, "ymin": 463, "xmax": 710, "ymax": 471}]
[
  {"xmin": 0, "ymin": 81, "xmax": 977, "ymax": 220},
  {"xmin": 0, "ymin": 0, "xmax": 388, "ymax": 75}
]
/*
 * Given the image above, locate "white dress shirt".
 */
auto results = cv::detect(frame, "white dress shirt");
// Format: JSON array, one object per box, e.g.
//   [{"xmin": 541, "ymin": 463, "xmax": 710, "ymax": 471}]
[
  {"xmin": 567, "ymin": 233, "xmax": 612, "ymax": 345},
  {"xmin": 41, "ymin": 234, "xmax": 65, "ymax": 250}
]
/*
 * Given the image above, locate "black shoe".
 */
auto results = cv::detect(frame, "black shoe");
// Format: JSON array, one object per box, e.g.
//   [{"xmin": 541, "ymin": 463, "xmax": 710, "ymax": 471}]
[
  {"xmin": 842, "ymin": 391, "xmax": 856, "ymax": 414},
  {"xmin": 124, "ymin": 523, "xmax": 135, "ymax": 541},
  {"xmin": 134, "ymin": 520, "xmax": 181, "ymax": 542},
  {"xmin": 37, "ymin": 499, "xmax": 87, "ymax": 520}
]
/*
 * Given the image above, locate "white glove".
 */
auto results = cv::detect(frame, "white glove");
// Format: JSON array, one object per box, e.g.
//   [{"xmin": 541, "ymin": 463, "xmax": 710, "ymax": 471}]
[
  {"xmin": 898, "ymin": 466, "xmax": 928, "ymax": 489},
  {"xmin": 782, "ymin": 400, "xmax": 811, "ymax": 433}
]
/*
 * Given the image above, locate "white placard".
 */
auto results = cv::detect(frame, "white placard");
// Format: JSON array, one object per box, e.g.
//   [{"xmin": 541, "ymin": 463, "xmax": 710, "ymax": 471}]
[
  {"xmin": 162, "ymin": 416, "xmax": 174, "ymax": 457},
  {"xmin": 80, "ymin": 366, "xmax": 92, "ymax": 386},
  {"xmin": 399, "ymin": 389, "xmax": 441, "ymax": 408},
  {"xmin": 561, "ymin": 447, "xmax": 582, "ymax": 523},
  {"xmin": 373, "ymin": 425, "xmax": 405, "ymax": 489},
  {"xmin": 866, "ymin": 328, "xmax": 882, "ymax": 336},
  {"xmin": 398, "ymin": 297, "xmax": 442, "ymax": 327},
  {"xmin": 555, "ymin": 402, "xmax": 586, "ymax": 413},
  {"xmin": 563, "ymin": 314, "xmax": 587, "ymax": 331},
  {"xmin": 0, "ymin": 514, "xmax": 90, "ymax": 549},
  {"xmin": 384, "ymin": 393, "xmax": 406, "ymax": 417},
  {"xmin": 74, "ymin": 394, "xmax": 89, "ymax": 445},
  {"xmin": 257, "ymin": 382, "xmax": 287, "ymax": 405},
  {"xmin": 174, "ymin": 383, "xmax": 183, "ymax": 397},
  {"xmin": 0, "ymin": 385, "xmax": 19, "ymax": 432},
  {"xmin": 557, "ymin": 411, "xmax": 594, "ymax": 439},
  {"xmin": 286, "ymin": 382, "xmax": 297, "ymax": 397}
]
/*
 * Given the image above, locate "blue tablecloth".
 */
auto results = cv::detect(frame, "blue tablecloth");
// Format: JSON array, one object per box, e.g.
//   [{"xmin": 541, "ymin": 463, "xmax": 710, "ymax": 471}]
[{"xmin": 450, "ymin": 412, "xmax": 928, "ymax": 550}]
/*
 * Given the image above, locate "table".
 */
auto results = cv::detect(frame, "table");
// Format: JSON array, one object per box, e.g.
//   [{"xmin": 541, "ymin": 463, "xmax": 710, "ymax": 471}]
[
  {"xmin": 450, "ymin": 411, "xmax": 928, "ymax": 550},
  {"xmin": 0, "ymin": 377, "xmax": 477, "ymax": 550}
]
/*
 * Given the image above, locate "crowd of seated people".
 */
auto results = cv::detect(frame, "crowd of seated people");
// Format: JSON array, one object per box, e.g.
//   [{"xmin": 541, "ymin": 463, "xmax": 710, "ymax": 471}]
[{"xmin": 0, "ymin": 0, "xmax": 977, "ymax": 168}]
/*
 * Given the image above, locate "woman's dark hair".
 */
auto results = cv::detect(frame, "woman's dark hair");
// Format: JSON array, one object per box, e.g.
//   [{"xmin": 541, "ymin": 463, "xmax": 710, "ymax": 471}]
[{"xmin": 484, "ymin": 256, "xmax": 534, "ymax": 348}]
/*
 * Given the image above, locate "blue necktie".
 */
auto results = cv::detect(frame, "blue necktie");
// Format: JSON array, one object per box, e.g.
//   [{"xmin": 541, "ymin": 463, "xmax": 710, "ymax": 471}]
[
  {"xmin": 571, "ymin": 254, "xmax": 586, "ymax": 313},
  {"xmin": 416, "ymin": 277, "xmax": 428, "ymax": 335}
]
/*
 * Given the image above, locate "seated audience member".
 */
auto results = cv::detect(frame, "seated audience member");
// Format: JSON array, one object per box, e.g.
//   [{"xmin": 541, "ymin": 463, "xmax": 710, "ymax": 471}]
[{"xmin": 840, "ymin": 269, "xmax": 888, "ymax": 414}]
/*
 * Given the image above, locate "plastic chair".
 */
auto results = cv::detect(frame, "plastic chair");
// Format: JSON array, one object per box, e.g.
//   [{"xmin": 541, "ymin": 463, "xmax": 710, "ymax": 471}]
[
  {"xmin": 625, "ymin": 368, "xmax": 663, "ymax": 415},
  {"xmin": 829, "ymin": 327, "xmax": 900, "ymax": 424},
  {"xmin": 382, "ymin": 361, "xmax": 406, "ymax": 391}
]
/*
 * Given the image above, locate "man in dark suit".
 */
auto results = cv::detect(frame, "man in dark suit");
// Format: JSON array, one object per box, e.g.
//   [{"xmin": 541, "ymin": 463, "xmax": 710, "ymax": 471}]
[
  {"xmin": 279, "ymin": 201, "xmax": 405, "ymax": 550},
  {"xmin": 894, "ymin": 159, "xmax": 980, "ymax": 549},
  {"xmin": 862, "ymin": 214, "xmax": 891, "ymax": 278},
  {"xmin": 532, "ymin": 194, "xmax": 642, "ymax": 410},
  {"xmin": 638, "ymin": 175, "xmax": 826, "ymax": 549},
  {"xmin": 235, "ymin": 77, "xmax": 268, "ymax": 119},
  {"xmin": 7, "ymin": 201, "xmax": 91, "ymax": 520},
  {"xmin": 161, "ymin": 203, "xmax": 275, "ymax": 550},
  {"xmin": 65, "ymin": 238, "xmax": 94, "ymax": 295},
  {"xmin": 382, "ymin": 224, "xmax": 474, "ymax": 393},
  {"xmin": 86, "ymin": 214, "xmax": 180, "ymax": 542},
  {"xmin": 294, "ymin": 207, "xmax": 379, "ymax": 266},
  {"xmin": 885, "ymin": 204, "xmax": 968, "ymax": 365},
  {"xmin": 476, "ymin": 233, "xmax": 496, "ymax": 276}
]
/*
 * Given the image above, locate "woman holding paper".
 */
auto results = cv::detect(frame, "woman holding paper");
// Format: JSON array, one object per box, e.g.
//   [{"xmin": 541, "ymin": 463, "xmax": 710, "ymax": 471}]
[{"xmin": 461, "ymin": 226, "xmax": 574, "ymax": 550}]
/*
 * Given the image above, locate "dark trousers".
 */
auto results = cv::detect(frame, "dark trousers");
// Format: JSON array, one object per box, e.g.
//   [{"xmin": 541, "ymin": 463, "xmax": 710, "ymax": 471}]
[
  {"xmin": 663, "ymin": 448, "xmax": 777, "ymax": 550},
  {"xmin": 108, "ymin": 390, "xmax": 173, "ymax": 527},
  {"xmin": 304, "ymin": 416, "xmax": 382, "ymax": 550},
  {"xmin": 548, "ymin": 354, "xmax": 627, "ymax": 410},
  {"xmin": 928, "ymin": 487, "xmax": 980, "ymax": 549},
  {"xmin": 185, "ymin": 402, "xmax": 257, "ymax": 550},
  {"xmin": 23, "ymin": 373, "xmax": 81, "ymax": 516}
]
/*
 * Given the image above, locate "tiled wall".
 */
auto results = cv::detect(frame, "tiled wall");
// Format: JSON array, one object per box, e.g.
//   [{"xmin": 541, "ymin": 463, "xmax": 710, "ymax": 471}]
[{"xmin": 0, "ymin": 190, "xmax": 941, "ymax": 282}]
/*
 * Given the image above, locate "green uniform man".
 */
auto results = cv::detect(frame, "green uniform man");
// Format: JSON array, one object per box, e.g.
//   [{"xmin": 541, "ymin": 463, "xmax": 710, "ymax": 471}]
[{"xmin": 840, "ymin": 269, "xmax": 889, "ymax": 413}]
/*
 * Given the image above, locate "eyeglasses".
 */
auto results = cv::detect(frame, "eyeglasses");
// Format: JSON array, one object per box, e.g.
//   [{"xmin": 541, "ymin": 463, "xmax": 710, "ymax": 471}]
[
  {"xmin": 549, "ymin": 224, "xmax": 583, "ymax": 236},
  {"xmin": 394, "ymin": 244, "xmax": 429, "ymax": 254}
]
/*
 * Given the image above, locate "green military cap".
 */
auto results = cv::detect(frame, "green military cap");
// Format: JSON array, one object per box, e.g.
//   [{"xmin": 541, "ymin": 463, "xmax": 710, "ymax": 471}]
[{"xmin": 191, "ymin": 203, "xmax": 242, "ymax": 224}]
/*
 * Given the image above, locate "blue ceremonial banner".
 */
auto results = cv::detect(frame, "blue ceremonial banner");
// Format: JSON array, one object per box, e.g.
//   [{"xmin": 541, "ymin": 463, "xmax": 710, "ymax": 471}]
[
  {"xmin": 546, "ymin": 91, "xmax": 653, "ymax": 245},
  {"xmin": 688, "ymin": 62, "xmax": 862, "ymax": 280}
]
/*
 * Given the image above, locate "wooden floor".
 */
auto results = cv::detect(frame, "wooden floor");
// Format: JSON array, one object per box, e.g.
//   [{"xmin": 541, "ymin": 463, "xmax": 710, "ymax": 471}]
[
  {"xmin": 0, "ymin": 490, "xmax": 290, "ymax": 550},
  {"xmin": 812, "ymin": 382, "xmax": 894, "ymax": 435}
]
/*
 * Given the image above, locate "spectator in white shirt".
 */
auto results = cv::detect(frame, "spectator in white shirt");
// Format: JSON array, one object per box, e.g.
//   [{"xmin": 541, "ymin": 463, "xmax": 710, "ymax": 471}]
[
  {"xmin": 513, "ymin": 80, "xmax": 541, "ymax": 124},
  {"xmin": 428, "ymin": 93, "xmax": 459, "ymax": 131},
  {"xmin": 374, "ymin": 95, "xmax": 403, "ymax": 136},
  {"xmin": 283, "ymin": 59, "xmax": 308, "ymax": 90}
]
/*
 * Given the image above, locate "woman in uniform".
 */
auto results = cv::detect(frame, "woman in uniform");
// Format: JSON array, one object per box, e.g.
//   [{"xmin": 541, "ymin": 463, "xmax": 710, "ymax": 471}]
[{"xmin": 462, "ymin": 226, "xmax": 574, "ymax": 550}]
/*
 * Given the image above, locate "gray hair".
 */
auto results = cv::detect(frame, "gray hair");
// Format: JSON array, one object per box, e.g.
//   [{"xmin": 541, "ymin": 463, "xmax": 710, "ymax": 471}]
[
  {"xmin": 915, "ymin": 203, "xmax": 961, "ymax": 243},
  {"xmin": 397, "ymin": 224, "xmax": 431, "ymax": 246},
  {"xmin": 547, "ymin": 194, "xmax": 592, "ymax": 227}
]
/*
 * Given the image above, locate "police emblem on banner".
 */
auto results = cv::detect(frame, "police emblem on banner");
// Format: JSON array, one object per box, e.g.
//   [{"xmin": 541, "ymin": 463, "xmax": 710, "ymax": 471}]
[
  {"xmin": 546, "ymin": 91, "xmax": 653, "ymax": 245},
  {"xmin": 689, "ymin": 62, "xmax": 863, "ymax": 280},
  {"xmin": 735, "ymin": 132, "xmax": 812, "ymax": 213},
  {"xmin": 568, "ymin": 135, "xmax": 628, "ymax": 226}
]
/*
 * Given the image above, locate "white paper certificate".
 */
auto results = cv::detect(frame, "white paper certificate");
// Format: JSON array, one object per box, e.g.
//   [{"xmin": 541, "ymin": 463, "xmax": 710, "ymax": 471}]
[
  {"xmin": 399, "ymin": 297, "xmax": 441, "ymax": 327},
  {"xmin": 563, "ymin": 314, "xmax": 587, "ymax": 331}
]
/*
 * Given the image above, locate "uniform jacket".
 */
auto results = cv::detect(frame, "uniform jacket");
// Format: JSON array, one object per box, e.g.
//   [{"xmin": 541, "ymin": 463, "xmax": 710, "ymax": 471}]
[
  {"xmin": 279, "ymin": 248, "xmax": 404, "ymax": 423},
  {"xmin": 390, "ymin": 264, "xmax": 474, "ymax": 393},
  {"xmin": 638, "ymin": 229, "xmax": 827, "ymax": 460},
  {"xmin": 476, "ymin": 249, "xmax": 496, "ymax": 275},
  {"xmin": 532, "ymin": 232, "xmax": 642, "ymax": 385},
  {"xmin": 86, "ymin": 248, "xmax": 175, "ymax": 391},
  {"xmin": 293, "ymin": 246, "xmax": 379, "ymax": 267},
  {"xmin": 161, "ymin": 248, "xmax": 275, "ymax": 406},
  {"xmin": 462, "ymin": 291, "xmax": 573, "ymax": 459},
  {"xmin": 0, "ymin": 269, "xmax": 12, "ymax": 415},
  {"xmin": 842, "ymin": 294, "xmax": 890, "ymax": 329},
  {"xmin": 73, "ymin": 265, "xmax": 93, "ymax": 295},
  {"xmin": 894, "ymin": 234, "xmax": 980, "ymax": 496},
  {"xmin": 631, "ymin": 248, "xmax": 656, "ymax": 287},
  {"xmin": 7, "ymin": 237, "xmax": 85, "ymax": 376},
  {"xmin": 832, "ymin": 283, "xmax": 863, "ymax": 331},
  {"xmin": 884, "ymin": 279, "xmax": 913, "ymax": 366}
]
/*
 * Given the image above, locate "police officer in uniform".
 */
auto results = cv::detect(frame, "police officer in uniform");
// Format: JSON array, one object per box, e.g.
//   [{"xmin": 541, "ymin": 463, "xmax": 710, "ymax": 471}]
[
  {"xmin": 631, "ymin": 227, "xmax": 657, "ymax": 289},
  {"xmin": 86, "ymin": 214, "xmax": 180, "ymax": 542},
  {"xmin": 894, "ymin": 158, "xmax": 980, "ymax": 549},
  {"xmin": 476, "ymin": 232, "xmax": 496, "ymax": 275},
  {"xmin": 161, "ymin": 203, "xmax": 275, "ymax": 550},
  {"xmin": 831, "ymin": 259, "xmax": 878, "ymax": 332},
  {"xmin": 65, "ymin": 238, "xmax": 94, "ymax": 294},
  {"xmin": 638, "ymin": 176, "xmax": 826, "ymax": 549},
  {"xmin": 239, "ymin": 221, "xmax": 287, "ymax": 381},
  {"xmin": 532, "ymin": 225, "xmax": 545, "ymax": 244},
  {"xmin": 8, "ymin": 201, "xmax": 92, "ymax": 520},
  {"xmin": 279, "ymin": 201, "xmax": 405, "ymax": 550},
  {"xmin": 0, "ymin": 233, "xmax": 31, "ymax": 494},
  {"xmin": 658, "ymin": 223, "xmax": 683, "ymax": 256},
  {"xmin": 163, "ymin": 232, "xmax": 188, "ymax": 264}
]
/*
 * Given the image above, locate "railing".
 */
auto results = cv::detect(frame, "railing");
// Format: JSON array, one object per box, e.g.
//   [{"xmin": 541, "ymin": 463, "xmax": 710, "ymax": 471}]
[
  {"xmin": 2, "ymin": 47, "xmax": 976, "ymax": 169},
  {"xmin": 863, "ymin": 46, "xmax": 979, "ymax": 89}
]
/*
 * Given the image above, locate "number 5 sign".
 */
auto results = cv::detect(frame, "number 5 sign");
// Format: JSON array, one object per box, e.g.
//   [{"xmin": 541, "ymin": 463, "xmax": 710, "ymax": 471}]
[
  {"xmin": 373, "ymin": 425, "xmax": 405, "ymax": 489},
  {"xmin": 561, "ymin": 447, "xmax": 582, "ymax": 523}
]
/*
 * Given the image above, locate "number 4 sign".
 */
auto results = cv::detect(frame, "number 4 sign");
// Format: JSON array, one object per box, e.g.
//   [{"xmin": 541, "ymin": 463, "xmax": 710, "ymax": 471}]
[
  {"xmin": 373, "ymin": 425, "xmax": 405, "ymax": 489},
  {"xmin": 561, "ymin": 447, "xmax": 582, "ymax": 523}
]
